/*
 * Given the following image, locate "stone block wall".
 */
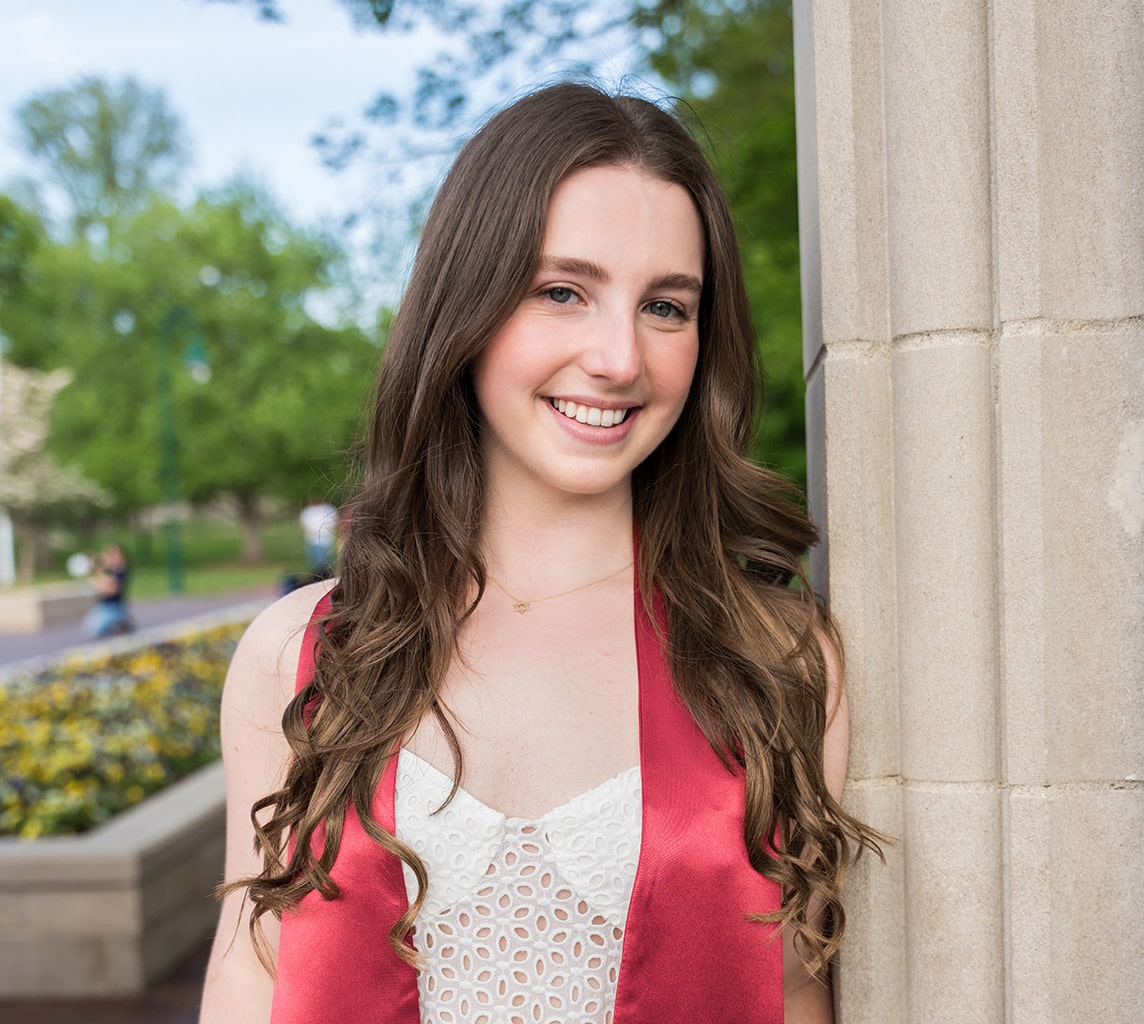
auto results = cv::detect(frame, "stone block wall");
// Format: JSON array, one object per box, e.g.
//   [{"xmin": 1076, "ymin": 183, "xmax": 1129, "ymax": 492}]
[
  {"xmin": 793, "ymin": 1, "xmax": 1144, "ymax": 1020},
  {"xmin": 0, "ymin": 759, "xmax": 225, "ymax": 997}
]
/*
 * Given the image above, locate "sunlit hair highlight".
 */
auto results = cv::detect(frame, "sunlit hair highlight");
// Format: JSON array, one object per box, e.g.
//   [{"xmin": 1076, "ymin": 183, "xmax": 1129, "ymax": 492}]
[{"xmin": 231, "ymin": 82, "xmax": 883, "ymax": 981}]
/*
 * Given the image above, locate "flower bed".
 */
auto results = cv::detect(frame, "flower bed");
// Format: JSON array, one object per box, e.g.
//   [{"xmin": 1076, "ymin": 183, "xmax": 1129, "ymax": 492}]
[
  {"xmin": 0, "ymin": 622, "xmax": 245, "ymax": 837},
  {"xmin": 0, "ymin": 603, "xmax": 267, "ymax": 998}
]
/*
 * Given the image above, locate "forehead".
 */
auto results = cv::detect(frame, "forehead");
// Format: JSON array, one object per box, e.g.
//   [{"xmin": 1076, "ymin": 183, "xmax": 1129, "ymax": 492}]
[{"xmin": 541, "ymin": 165, "xmax": 705, "ymax": 276}]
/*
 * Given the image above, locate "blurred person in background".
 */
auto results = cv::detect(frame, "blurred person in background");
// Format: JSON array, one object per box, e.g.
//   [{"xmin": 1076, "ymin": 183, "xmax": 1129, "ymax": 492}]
[
  {"xmin": 82, "ymin": 543, "xmax": 132, "ymax": 638},
  {"xmin": 299, "ymin": 497, "xmax": 339, "ymax": 579}
]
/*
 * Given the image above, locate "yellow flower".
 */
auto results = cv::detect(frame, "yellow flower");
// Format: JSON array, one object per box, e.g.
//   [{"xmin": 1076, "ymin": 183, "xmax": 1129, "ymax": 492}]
[{"xmin": 1, "ymin": 620, "xmax": 246, "ymax": 837}]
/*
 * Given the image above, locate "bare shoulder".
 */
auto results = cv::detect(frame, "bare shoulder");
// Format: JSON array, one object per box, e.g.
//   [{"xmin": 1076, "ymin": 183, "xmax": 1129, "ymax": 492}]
[
  {"xmin": 814, "ymin": 622, "xmax": 849, "ymax": 805},
  {"xmin": 815, "ymin": 623, "xmax": 844, "ymax": 717},
  {"xmin": 236, "ymin": 578, "xmax": 335, "ymax": 674},
  {"xmin": 217, "ymin": 579, "xmax": 335, "ymax": 791},
  {"xmin": 222, "ymin": 579, "xmax": 335, "ymax": 723}
]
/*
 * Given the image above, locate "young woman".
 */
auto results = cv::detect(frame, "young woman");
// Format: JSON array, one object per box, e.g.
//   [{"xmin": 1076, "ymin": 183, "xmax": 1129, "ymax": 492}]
[{"xmin": 200, "ymin": 83, "xmax": 881, "ymax": 1024}]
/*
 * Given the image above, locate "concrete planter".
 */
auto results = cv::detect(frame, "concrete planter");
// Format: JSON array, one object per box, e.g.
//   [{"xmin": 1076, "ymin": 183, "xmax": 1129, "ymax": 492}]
[
  {"xmin": 0, "ymin": 583, "xmax": 93, "ymax": 633},
  {"xmin": 0, "ymin": 601, "xmax": 268, "ymax": 999},
  {"xmin": 0, "ymin": 758, "xmax": 225, "ymax": 997}
]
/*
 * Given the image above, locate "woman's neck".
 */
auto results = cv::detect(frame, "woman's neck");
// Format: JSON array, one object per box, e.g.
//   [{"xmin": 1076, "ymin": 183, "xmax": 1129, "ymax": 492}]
[{"xmin": 479, "ymin": 484, "xmax": 635, "ymax": 594}]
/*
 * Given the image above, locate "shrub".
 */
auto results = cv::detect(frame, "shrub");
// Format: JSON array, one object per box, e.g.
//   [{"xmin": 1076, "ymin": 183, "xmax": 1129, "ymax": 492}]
[{"xmin": 0, "ymin": 622, "xmax": 246, "ymax": 837}]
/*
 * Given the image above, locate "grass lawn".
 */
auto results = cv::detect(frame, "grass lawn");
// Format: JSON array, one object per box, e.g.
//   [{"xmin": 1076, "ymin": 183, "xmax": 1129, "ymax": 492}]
[
  {"xmin": 34, "ymin": 515, "xmax": 311, "ymax": 599},
  {"xmin": 127, "ymin": 562, "xmax": 289, "ymax": 600}
]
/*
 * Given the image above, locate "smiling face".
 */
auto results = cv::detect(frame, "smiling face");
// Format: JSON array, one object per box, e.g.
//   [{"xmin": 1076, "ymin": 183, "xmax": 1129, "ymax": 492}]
[{"xmin": 470, "ymin": 164, "xmax": 705, "ymax": 509}]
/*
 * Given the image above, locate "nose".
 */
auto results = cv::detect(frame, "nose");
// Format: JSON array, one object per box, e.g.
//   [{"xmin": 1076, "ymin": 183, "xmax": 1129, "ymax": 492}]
[{"xmin": 580, "ymin": 310, "xmax": 643, "ymax": 387}]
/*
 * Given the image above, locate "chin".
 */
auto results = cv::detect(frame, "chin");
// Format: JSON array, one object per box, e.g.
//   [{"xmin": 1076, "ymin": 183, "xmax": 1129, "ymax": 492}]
[{"xmin": 543, "ymin": 470, "xmax": 634, "ymax": 502}]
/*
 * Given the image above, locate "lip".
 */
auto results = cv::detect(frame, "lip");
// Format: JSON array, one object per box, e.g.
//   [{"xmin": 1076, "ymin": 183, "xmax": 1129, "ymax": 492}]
[{"xmin": 544, "ymin": 397, "xmax": 641, "ymax": 444}]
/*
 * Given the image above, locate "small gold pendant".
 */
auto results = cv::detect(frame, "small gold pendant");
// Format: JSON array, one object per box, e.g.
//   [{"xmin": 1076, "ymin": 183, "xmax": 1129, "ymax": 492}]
[{"xmin": 512, "ymin": 600, "xmax": 531, "ymax": 614}]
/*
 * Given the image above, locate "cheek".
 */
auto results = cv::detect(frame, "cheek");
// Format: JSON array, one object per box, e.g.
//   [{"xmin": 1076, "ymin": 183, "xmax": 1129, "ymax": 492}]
[
  {"xmin": 471, "ymin": 325, "xmax": 524, "ymax": 410},
  {"xmin": 472, "ymin": 317, "xmax": 552, "ymax": 395},
  {"xmin": 656, "ymin": 339, "xmax": 700, "ymax": 411}
]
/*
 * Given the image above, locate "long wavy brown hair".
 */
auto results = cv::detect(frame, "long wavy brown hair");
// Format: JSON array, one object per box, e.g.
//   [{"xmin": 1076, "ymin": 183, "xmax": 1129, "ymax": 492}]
[{"xmin": 234, "ymin": 82, "xmax": 883, "ymax": 980}]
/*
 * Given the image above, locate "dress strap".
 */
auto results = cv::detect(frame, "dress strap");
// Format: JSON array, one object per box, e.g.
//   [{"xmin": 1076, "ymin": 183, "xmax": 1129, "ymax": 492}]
[{"xmin": 612, "ymin": 581, "xmax": 784, "ymax": 1022}]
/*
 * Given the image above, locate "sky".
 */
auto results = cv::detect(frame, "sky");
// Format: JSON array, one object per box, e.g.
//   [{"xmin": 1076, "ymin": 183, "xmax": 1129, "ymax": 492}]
[
  {"xmin": 0, "ymin": 1, "xmax": 646, "ymax": 312},
  {"xmin": 1, "ymin": 1, "xmax": 430, "ymax": 229}
]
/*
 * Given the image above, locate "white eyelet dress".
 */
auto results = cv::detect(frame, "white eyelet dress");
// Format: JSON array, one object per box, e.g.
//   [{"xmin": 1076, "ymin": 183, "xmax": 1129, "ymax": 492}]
[{"xmin": 394, "ymin": 749, "xmax": 642, "ymax": 1024}]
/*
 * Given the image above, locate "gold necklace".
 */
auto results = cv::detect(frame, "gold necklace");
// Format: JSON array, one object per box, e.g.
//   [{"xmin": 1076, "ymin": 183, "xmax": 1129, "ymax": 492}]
[{"xmin": 487, "ymin": 561, "xmax": 633, "ymax": 614}]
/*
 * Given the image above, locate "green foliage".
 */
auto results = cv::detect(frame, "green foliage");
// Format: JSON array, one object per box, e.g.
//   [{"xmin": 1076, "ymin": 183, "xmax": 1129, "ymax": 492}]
[
  {"xmin": 647, "ymin": 0, "xmax": 806, "ymax": 484},
  {"xmin": 2, "ymin": 73, "xmax": 377, "ymax": 568},
  {"xmin": 143, "ymin": 183, "xmax": 375, "ymax": 510},
  {"xmin": 33, "ymin": 515, "xmax": 306, "ymax": 596},
  {"xmin": 15, "ymin": 76, "xmax": 189, "ymax": 235},
  {"xmin": 0, "ymin": 194, "xmax": 45, "ymax": 303},
  {"xmin": 0, "ymin": 623, "xmax": 245, "ymax": 837},
  {"xmin": 0, "ymin": 185, "xmax": 378, "ymax": 517}
]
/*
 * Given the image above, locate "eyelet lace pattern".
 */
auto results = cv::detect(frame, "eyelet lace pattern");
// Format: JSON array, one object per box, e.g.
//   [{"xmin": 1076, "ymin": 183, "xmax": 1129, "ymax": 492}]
[{"xmin": 395, "ymin": 749, "xmax": 642, "ymax": 1024}]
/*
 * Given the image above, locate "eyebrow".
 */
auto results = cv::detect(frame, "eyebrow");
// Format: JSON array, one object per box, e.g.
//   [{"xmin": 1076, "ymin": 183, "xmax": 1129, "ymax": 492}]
[
  {"xmin": 648, "ymin": 271, "xmax": 704, "ymax": 294},
  {"xmin": 539, "ymin": 256, "xmax": 703, "ymax": 295}
]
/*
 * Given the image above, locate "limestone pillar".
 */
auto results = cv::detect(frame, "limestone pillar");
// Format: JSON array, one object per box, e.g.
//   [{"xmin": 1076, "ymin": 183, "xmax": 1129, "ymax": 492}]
[{"xmin": 793, "ymin": 2, "xmax": 1144, "ymax": 1021}]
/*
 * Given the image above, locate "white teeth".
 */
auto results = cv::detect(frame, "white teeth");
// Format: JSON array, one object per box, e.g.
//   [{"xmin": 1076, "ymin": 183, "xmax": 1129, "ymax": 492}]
[{"xmin": 552, "ymin": 398, "xmax": 628, "ymax": 427}]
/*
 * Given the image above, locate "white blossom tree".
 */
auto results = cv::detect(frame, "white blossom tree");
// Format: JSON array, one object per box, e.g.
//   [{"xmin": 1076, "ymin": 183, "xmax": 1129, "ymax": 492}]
[{"xmin": 0, "ymin": 360, "xmax": 111, "ymax": 581}]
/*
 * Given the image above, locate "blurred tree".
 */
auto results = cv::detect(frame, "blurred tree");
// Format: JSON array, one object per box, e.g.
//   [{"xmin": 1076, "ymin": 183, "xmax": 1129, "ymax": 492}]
[
  {"xmin": 0, "ymin": 362, "xmax": 112, "ymax": 580},
  {"xmin": 158, "ymin": 183, "xmax": 376, "ymax": 559},
  {"xmin": 0, "ymin": 187, "xmax": 378, "ymax": 562},
  {"xmin": 0, "ymin": 195, "xmax": 45, "ymax": 302},
  {"xmin": 0, "ymin": 196, "xmax": 51, "ymax": 583},
  {"xmin": 213, "ymin": 1, "xmax": 644, "ymax": 187},
  {"xmin": 15, "ymin": 77, "xmax": 189, "ymax": 234},
  {"xmin": 644, "ymin": 1, "xmax": 806, "ymax": 483}
]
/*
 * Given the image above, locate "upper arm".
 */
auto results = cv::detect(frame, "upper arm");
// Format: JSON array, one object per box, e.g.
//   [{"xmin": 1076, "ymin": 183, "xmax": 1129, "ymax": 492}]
[
  {"xmin": 199, "ymin": 581, "xmax": 333, "ymax": 1024},
  {"xmin": 783, "ymin": 626, "xmax": 849, "ymax": 1023},
  {"xmin": 821, "ymin": 630, "xmax": 849, "ymax": 806}
]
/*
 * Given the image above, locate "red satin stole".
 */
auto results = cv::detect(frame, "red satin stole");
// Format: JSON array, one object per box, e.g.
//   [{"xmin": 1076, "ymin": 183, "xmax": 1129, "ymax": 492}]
[{"xmin": 271, "ymin": 582, "xmax": 784, "ymax": 1023}]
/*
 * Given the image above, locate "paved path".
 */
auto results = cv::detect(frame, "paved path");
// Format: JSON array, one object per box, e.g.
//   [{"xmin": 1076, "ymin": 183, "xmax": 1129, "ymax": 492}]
[
  {"xmin": 0, "ymin": 586, "xmax": 277, "ymax": 671},
  {"xmin": 0, "ymin": 936, "xmax": 210, "ymax": 1023}
]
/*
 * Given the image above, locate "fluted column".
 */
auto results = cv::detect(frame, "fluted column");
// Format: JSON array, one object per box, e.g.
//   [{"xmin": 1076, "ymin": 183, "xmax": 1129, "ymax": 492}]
[{"xmin": 794, "ymin": 2, "xmax": 1144, "ymax": 1021}]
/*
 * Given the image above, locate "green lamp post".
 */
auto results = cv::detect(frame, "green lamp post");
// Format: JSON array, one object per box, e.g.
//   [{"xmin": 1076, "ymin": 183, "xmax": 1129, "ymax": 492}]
[{"xmin": 156, "ymin": 308, "xmax": 190, "ymax": 593}]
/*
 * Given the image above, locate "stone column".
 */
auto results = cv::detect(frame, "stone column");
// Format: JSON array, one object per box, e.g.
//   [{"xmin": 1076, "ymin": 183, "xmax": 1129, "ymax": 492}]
[{"xmin": 793, "ymin": 2, "xmax": 1144, "ymax": 1022}]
